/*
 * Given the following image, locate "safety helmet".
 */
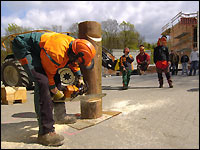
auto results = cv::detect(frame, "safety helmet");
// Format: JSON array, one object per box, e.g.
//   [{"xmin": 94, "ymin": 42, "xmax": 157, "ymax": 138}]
[
  {"xmin": 160, "ymin": 36, "xmax": 167, "ymax": 46},
  {"xmin": 157, "ymin": 38, "xmax": 161, "ymax": 46},
  {"xmin": 71, "ymin": 39, "xmax": 96, "ymax": 69},
  {"xmin": 123, "ymin": 47, "xmax": 130, "ymax": 53},
  {"xmin": 139, "ymin": 45, "xmax": 145, "ymax": 52}
]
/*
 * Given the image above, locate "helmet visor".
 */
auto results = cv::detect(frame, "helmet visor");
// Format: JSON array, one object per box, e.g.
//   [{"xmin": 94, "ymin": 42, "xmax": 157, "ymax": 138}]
[
  {"xmin": 80, "ymin": 59, "xmax": 94, "ymax": 70},
  {"xmin": 85, "ymin": 59, "xmax": 94, "ymax": 70}
]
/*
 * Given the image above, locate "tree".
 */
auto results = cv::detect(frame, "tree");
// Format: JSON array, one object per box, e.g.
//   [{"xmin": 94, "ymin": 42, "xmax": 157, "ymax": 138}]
[
  {"xmin": 1, "ymin": 23, "xmax": 33, "ymax": 63},
  {"xmin": 119, "ymin": 21, "xmax": 137, "ymax": 49},
  {"xmin": 51, "ymin": 25, "xmax": 62, "ymax": 32},
  {"xmin": 1, "ymin": 43, "xmax": 7, "ymax": 64},
  {"xmin": 38, "ymin": 26, "xmax": 51, "ymax": 31},
  {"xmin": 101, "ymin": 19, "xmax": 119, "ymax": 49},
  {"xmin": 101, "ymin": 20, "xmax": 149, "ymax": 51},
  {"xmin": 4, "ymin": 23, "xmax": 33, "ymax": 36},
  {"xmin": 67, "ymin": 23, "xmax": 78, "ymax": 38}
]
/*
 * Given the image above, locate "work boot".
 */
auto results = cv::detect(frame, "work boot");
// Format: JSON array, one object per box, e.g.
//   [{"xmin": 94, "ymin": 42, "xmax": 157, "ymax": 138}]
[
  {"xmin": 159, "ymin": 80, "xmax": 163, "ymax": 88},
  {"xmin": 168, "ymin": 79, "xmax": 173, "ymax": 88},
  {"xmin": 122, "ymin": 83, "xmax": 128, "ymax": 90},
  {"xmin": 137, "ymin": 68, "xmax": 141, "ymax": 75},
  {"xmin": 122, "ymin": 86, "xmax": 128, "ymax": 90},
  {"xmin": 37, "ymin": 131, "xmax": 64, "ymax": 146},
  {"xmin": 53, "ymin": 102, "xmax": 77, "ymax": 124},
  {"xmin": 55, "ymin": 114, "xmax": 77, "ymax": 124}
]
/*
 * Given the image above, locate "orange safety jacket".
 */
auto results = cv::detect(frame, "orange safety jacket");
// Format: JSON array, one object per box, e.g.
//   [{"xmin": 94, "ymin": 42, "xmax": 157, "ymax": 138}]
[
  {"xmin": 39, "ymin": 32, "xmax": 80, "ymax": 89},
  {"xmin": 120, "ymin": 54, "xmax": 134, "ymax": 71}
]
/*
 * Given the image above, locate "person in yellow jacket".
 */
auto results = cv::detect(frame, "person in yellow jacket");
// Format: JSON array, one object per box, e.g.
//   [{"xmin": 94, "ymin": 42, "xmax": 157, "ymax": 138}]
[
  {"xmin": 120, "ymin": 48, "xmax": 134, "ymax": 90},
  {"xmin": 11, "ymin": 32, "xmax": 96, "ymax": 146}
]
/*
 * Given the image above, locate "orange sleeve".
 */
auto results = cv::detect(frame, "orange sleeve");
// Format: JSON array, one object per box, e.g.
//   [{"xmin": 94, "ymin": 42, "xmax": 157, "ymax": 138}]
[
  {"xmin": 19, "ymin": 57, "xmax": 28, "ymax": 65},
  {"xmin": 68, "ymin": 62, "xmax": 81, "ymax": 75},
  {"xmin": 129, "ymin": 55, "xmax": 134, "ymax": 70},
  {"xmin": 120, "ymin": 56, "xmax": 124, "ymax": 68},
  {"xmin": 40, "ymin": 50, "xmax": 58, "ymax": 88},
  {"xmin": 129, "ymin": 54, "xmax": 134, "ymax": 60}
]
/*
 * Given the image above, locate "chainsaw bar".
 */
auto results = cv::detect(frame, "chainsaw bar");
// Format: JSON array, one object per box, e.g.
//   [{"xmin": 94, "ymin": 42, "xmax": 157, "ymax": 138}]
[{"xmin": 53, "ymin": 93, "xmax": 107, "ymax": 102}]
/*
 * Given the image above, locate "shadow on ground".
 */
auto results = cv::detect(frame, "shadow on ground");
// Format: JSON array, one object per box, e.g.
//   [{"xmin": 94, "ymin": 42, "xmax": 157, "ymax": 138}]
[
  {"xmin": 12, "ymin": 112, "xmax": 37, "ymax": 118},
  {"xmin": 187, "ymin": 88, "xmax": 199, "ymax": 92},
  {"xmin": 102, "ymin": 86, "xmax": 158, "ymax": 90},
  {"xmin": 1, "ymin": 121, "xmax": 38, "ymax": 144}
]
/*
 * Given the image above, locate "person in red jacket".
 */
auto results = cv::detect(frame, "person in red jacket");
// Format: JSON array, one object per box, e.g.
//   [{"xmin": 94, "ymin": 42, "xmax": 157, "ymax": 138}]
[
  {"xmin": 136, "ymin": 45, "xmax": 150, "ymax": 75},
  {"xmin": 11, "ymin": 32, "xmax": 96, "ymax": 146}
]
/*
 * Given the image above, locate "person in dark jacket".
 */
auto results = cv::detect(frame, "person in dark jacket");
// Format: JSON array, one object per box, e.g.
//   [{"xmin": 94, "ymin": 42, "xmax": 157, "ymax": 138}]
[
  {"xmin": 169, "ymin": 50, "xmax": 179, "ymax": 75},
  {"xmin": 153, "ymin": 36, "xmax": 173, "ymax": 88},
  {"xmin": 180, "ymin": 51, "xmax": 189, "ymax": 76}
]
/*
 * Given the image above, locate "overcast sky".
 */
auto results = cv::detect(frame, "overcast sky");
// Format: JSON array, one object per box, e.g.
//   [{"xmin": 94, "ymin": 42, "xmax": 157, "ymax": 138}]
[{"xmin": 1, "ymin": 1, "xmax": 199, "ymax": 43}]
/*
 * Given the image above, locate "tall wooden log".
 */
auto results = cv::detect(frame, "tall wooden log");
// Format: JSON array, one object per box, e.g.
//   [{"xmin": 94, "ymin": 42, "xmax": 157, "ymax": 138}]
[{"xmin": 78, "ymin": 21, "xmax": 102, "ymax": 119}]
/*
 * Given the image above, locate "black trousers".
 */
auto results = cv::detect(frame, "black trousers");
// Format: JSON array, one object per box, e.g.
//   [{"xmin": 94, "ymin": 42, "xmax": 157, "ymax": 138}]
[
  {"xmin": 12, "ymin": 50, "xmax": 64, "ymax": 135},
  {"xmin": 156, "ymin": 66, "xmax": 171, "ymax": 82},
  {"xmin": 137, "ymin": 63, "xmax": 148, "ymax": 71},
  {"xmin": 31, "ymin": 67, "xmax": 63, "ymax": 135}
]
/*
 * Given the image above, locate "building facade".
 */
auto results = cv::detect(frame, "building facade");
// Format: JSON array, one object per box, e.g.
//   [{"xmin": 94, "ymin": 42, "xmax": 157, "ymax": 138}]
[{"xmin": 161, "ymin": 12, "xmax": 198, "ymax": 57}]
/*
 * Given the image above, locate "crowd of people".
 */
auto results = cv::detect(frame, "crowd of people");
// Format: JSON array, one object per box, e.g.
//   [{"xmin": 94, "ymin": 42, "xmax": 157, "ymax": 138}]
[{"xmin": 119, "ymin": 35, "xmax": 199, "ymax": 90}]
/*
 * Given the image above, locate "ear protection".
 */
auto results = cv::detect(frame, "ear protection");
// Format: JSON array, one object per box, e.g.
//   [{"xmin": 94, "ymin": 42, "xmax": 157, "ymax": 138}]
[
  {"xmin": 79, "ymin": 58, "xmax": 94, "ymax": 70},
  {"xmin": 67, "ymin": 48, "xmax": 85, "ymax": 65},
  {"xmin": 67, "ymin": 39, "xmax": 95, "ymax": 70},
  {"xmin": 123, "ymin": 48, "xmax": 130, "ymax": 54}
]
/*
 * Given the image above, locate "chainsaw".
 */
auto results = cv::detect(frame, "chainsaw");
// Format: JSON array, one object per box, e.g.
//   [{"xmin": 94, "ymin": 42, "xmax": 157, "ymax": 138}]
[
  {"xmin": 63, "ymin": 82, "xmax": 88, "ymax": 100},
  {"xmin": 53, "ymin": 67, "xmax": 106, "ymax": 102}
]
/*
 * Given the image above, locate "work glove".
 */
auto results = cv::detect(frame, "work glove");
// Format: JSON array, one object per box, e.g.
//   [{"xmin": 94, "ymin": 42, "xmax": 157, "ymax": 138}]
[
  {"xmin": 53, "ymin": 90, "xmax": 65, "ymax": 101},
  {"xmin": 60, "ymin": 85, "xmax": 67, "ymax": 92},
  {"xmin": 78, "ymin": 76, "xmax": 84, "ymax": 86},
  {"xmin": 77, "ymin": 76, "xmax": 88, "ymax": 95}
]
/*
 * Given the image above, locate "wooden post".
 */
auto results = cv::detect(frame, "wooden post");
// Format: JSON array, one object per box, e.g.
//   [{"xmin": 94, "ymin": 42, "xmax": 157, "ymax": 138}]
[
  {"xmin": 81, "ymin": 98, "xmax": 102, "ymax": 119},
  {"xmin": 78, "ymin": 21, "xmax": 102, "ymax": 119}
]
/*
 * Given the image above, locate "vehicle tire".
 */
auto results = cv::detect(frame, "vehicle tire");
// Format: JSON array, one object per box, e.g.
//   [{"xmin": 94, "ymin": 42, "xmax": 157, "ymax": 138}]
[{"xmin": 1, "ymin": 58, "xmax": 33, "ymax": 89}]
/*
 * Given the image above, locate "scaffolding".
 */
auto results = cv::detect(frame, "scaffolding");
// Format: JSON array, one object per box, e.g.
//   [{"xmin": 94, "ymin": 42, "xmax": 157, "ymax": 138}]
[{"xmin": 161, "ymin": 11, "xmax": 198, "ymax": 54}]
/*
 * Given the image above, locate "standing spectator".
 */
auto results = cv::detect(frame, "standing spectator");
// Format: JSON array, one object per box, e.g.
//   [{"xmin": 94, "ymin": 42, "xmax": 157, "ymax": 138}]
[
  {"xmin": 169, "ymin": 50, "xmax": 179, "ymax": 75},
  {"xmin": 153, "ymin": 36, "xmax": 173, "ymax": 88},
  {"xmin": 180, "ymin": 51, "xmax": 189, "ymax": 76},
  {"xmin": 120, "ymin": 48, "xmax": 134, "ymax": 90},
  {"xmin": 136, "ymin": 45, "xmax": 150, "ymax": 75},
  {"xmin": 175, "ymin": 51, "xmax": 179, "ymax": 75},
  {"xmin": 189, "ymin": 48, "xmax": 199, "ymax": 76}
]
